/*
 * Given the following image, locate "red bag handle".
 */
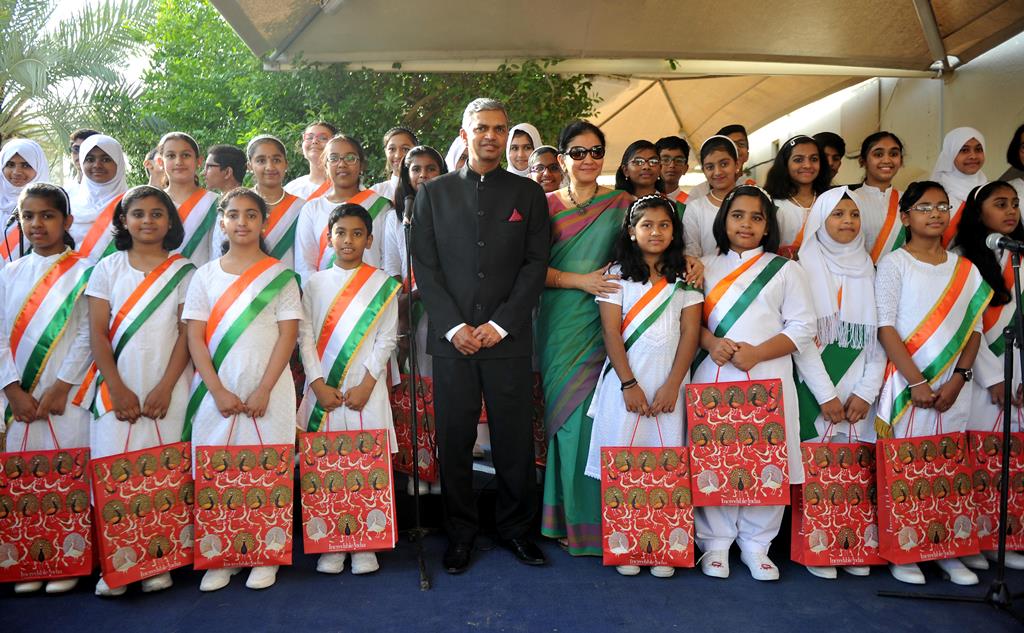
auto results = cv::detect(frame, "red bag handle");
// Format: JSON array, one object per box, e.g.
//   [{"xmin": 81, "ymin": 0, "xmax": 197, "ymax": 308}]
[
  {"xmin": 627, "ymin": 414, "xmax": 665, "ymax": 448},
  {"xmin": 19, "ymin": 417, "xmax": 60, "ymax": 452},
  {"xmin": 714, "ymin": 367, "xmax": 752, "ymax": 383},
  {"xmin": 903, "ymin": 408, "xmax": 943, "ymax": 438},
  {"xmin": 331, "ymin": 406, "xmax": 365, "ymax": 433},
  {"xmin": 121, "ymin": 418, "xmax": 166, "ymax": 454},
  {"xmin": 990, "ymin": 407, "xmax": 1024, "ymax": 433},
  {"xmin": 822, "ymin": 419, "xmax": 862, "ymax": 443}
]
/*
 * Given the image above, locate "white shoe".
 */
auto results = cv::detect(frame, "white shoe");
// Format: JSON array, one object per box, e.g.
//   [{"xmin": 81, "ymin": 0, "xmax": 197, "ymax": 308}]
[
  {"xmin": 245, "ymin": 565, "xmax": 279, "ymax": 589},
  {"xmin": 984, "ymin": 549, "xmax": 1024, "ymax": 570},
  {"xmin": 615, "ymin": 565, "xmax": 640, "ymax": 576},
  {"xmin": 406, "ymin": 478, "xmax": 429, "ymax": 495},
  {"xmin": 95, "ymin": 576, "xmax": 127, "ymax": 597},
  {"xmin": 700, "ymin": 550, "xmax": 730, "ymax": 579},
  {"xmin": 740, "ymin": 551, "xmax": 779, "ymax": 581},
  {"xmin": 650, "ymin": 565, "xmax": 675, "ymax": 578},
  {"xmin": 842, "ymin": 565, "xmax": 870, "ymax": 577},
  {"xmin": 960, "ymin": 554, "xmax": 989, "ymax": 570},
  {"xmin": 936, "ymin": 558, "xmax": 978, "ymax": 586},
  {"xmin": 45, "ymin": 578, "xmax": 78, "ymax": 593},
  {"xmin": 199, "ymin": 567, "xmax": 240, "ymax": 592},
  {"xmin": 14, "ymin": 581, "xmax": 43, "ymax": 594},
  {"xmin": 805, "ymin": 565, "xmax": 837, "ymax": 579},
  {"xmin": 351, "ymin": 552, "xmax": 379, "ymax": 575},
  {"xmin": 890, "ymin": 563, "xmax": 926, "ymax": 584},
  {"xmin": 316, "ymin": 552, "xmax": 347, "ymax": 574},
  {"xmin": 141, "ymin": 573, "xmax": 173, "ymax": 593}
]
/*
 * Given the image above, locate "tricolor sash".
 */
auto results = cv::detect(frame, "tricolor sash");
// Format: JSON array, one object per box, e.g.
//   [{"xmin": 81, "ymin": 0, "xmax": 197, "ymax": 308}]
[
  {"xmin": 181, "ymin": 258, "xmax": 295, "ymax": 439},
  {"xmin": 0, "ymin": 225, "xmax": 25, "ymax": 263},
  {"xmin": 601, "ymin": 278, "xmax": 688, "ymax": 378},
  {"xmin": 868, "ymin": 189, "xmax": 906, "ymax": 264},
  {"xmin": 77, "ymin": 194, "xmax": 125, "ymax": 262},
  {"xmin": 694, "ymin": 253, "xmax": 787, "ymax": 369},
  {"xmin": 264, "ymin": 193, "xmax": 304, "ymax": 261},
  {"xmin": 672, "ymin": 191, "xmax": 688, "ymax": 219},
  {"xmin": 795, "ymin": 343, "xmax": 863, "ymax": 440},
  {"xmin": 305, "ymin": 265, "xmax": 400, "ymax": 432},
  {"xmin": 940, "ymin": 200, "xmax": 967, "ymax": 248},
  {"xmin": 307, "ymin": 179, "xmax": 331, "ymax": 201},
  {"xmin": 175, "ymin": 189, "xmax": 219, "ymax": 259},
  {"xmin": 874, "ymin": 257, "xmax": 991, "ymax": 434},
  {"xmin": 316, "ymin": 190, "xmax": 391, "ymax": 270},
  {"xmin": 72, "ymin": 255, "xmax": 196, "ymax": 415},
  {"xmin": 982, "ymin": 252, "xmax": 1015, "ymax": 357}
]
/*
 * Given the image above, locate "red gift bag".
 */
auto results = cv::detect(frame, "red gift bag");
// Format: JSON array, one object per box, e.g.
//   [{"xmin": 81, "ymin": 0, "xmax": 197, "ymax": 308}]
[
  {"xmin": 193, "ymin": 417, "xmax": 294, "ymax": 569},
  {"xmin": 791, "ymin": 425, "xmax": 886, "ymax": 567},
  {"xmin": 601, "ymin": 416, "xmax": 694, "ymax": 568},
  {"xmin": 969, "ymin": 411, "xmax": 1024, "ymax": 550},
  {"xmin": 685, "ymin": 376, "xmax": 790, "ymax": 506},
  {"xmin": 390, "ymin": 374, "xmax": 438, "ymax": 483},
  {"xmin": 90, "ymin": 421, "xmax": 194, "ymax": 588},
  {"xmin": 299, "ymin": 409, "xmax": 396, "ymax": 554},
  {"xmin": 0, "ymin": 420, "xmax": 92, "ymax": 582},
  {"xmin": 876, "ymin": 412, "xmax": 979, "ymax": 564}
]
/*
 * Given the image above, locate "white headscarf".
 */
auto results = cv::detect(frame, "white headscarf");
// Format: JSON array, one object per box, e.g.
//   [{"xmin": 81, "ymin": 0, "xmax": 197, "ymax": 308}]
[
  {"xmin": 505, "ymin": 123, "xmax": 543, "ymax": 177},
  {"xmin": 0, "ymin": 139, "xmax": 50, "ymax": 218},
  {"xmin": 73, "ymin": 134, "xmax": 127, "ymax": 222},
  {"xmin": 444, "ymin": 136, "xmax": 467, "ymax": 172},
  {"xmin": 797, "ymin": 185, "xmax": 876, "ymax": 349},
  {"xmin": 930, "ymin": 127, "xmax": 987, "ymax": 204}
]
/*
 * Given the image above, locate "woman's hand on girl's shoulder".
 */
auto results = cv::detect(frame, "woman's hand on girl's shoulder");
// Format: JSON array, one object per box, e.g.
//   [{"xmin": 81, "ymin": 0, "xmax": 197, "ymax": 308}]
[
  {"xmin": 579, "ymin": 266, "xmax": 621, "ymax": 298},
  {"xmin": 683, "ymin": 256, "xmax": 704, "ymax": 287}
]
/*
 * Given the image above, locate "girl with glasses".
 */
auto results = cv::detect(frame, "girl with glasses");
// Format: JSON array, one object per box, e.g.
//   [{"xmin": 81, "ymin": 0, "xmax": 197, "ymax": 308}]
[
  {"xmin": 284, "ymin": 121, "xmax": 338, "ymax": 202},
  {"xmin": 527, "ymin": 146, "xmax": 563, "ymax": 194},
  {"xmin": 614, "ymin": 140, "xmax": 664, "ymax": 199}
]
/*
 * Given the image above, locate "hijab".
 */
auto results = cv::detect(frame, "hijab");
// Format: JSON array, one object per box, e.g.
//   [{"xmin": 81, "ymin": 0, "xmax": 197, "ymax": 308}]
[
  {"xmin": 931, "ymin": 127, "xmax": 987, "ymax": 204},
  {"xmin": 505, "ymin": 123, "xmax": 543, "ymax": 177},
  {"xmin": 444, "ymin": 137, "xmax": 467, "ymax": 172},
  {"xmin": 797, "ymin": 185, "xmax": 876, "ymax": 349},
  {"xmin": 0, "ymin": 139, "xmax": 50, "ymax": 218},
  {"xmin": 73, "ymin": 134, "xmax": 127, "ymax": 222}
]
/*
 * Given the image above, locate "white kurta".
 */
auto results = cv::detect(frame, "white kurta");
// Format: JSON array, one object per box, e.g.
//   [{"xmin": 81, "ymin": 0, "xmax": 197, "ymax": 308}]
[
  {"xmin": 875, "ymin": 249, "xmax": 983, "ymax": 435},
  {"xmin": 681, "ymin": 195, "xmax": 722, "ymax": 257},
  {"xmin": 284, "ymin": 175, "xmax": 326, "ymax": 200},
  {"xmin": 382, "ymin": 210, "xmax": 431, "ymax": 376},
  {"xmin": 181, "ymin": 259, "xmax": 303, "ymax": 448},
  {"xmin": 774, "ymin": 198, "xmax": 812, "ymax": 251},
  {"xmin": 294, "ymin": 195, "xmax": 388, "ymax": 285},
  {"xmin": 968, "ymin": 249, "xmax": 1021, "ymax": 431},
  {"xmin": 0, "ymin": 250, "xmax": 93, "ymax": 451},
  {"xmin": 297, "ymin": 265, "xmax": 399, "ymax": 452},
  {"xmin": 369, "ymin": 176, "xmax": 399, "ymax": 203},
  {"xmin": 850, "ymin": 184, "xmax": 901, "ymax": 258},
  {"xmin": 583, "ymin": 268, "xmax": 703, "ymax": 478},
  {"xmin": 85, "ymin": 252, "xmax": 194, "ymax": 459}
]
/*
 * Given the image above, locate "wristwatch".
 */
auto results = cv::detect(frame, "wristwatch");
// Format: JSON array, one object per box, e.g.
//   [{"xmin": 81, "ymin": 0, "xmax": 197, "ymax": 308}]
[{"xmin": 953, "ymin": 368, "xmax": 973, "ymax": 383}]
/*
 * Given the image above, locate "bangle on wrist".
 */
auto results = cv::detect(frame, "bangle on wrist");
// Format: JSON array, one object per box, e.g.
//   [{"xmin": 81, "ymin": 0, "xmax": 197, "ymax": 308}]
[
  {"xmin": 620, "ymin": 378, "xmax": 638, "ymax": 391},
  {"xmin": 908, "ymin": 379, "xmax": 928, "ymax": 389}
]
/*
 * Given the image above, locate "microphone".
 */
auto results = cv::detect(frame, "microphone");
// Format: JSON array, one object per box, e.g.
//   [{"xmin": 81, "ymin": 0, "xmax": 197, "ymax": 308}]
[
  {"xmin": 403, "ymin": 195, "xmax": 415, "ymax": 226},
  {"xmin": 986, "ymin": 233, "xmax": 1024, "ymax": 252},
  {"xmin": 5, "ymin": 213, "xmax": 18, "ymax": 228}
]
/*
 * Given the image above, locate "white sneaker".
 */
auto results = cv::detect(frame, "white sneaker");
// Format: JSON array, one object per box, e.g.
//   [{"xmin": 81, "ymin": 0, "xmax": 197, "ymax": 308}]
[
  {"xmin": 316, "ymin": 552, "xmax": 347, "ymax": 574},
  {"xmin": 890, "ymin": 563, "xmax": 925, "ymax": 584},
  {"xmin": 615, "ymin": 565, "xmax": 640, "ymax": 576},
  {"xmin": 199, "ymin": 567, "xmax": 240, "ymax": 592},
  {"xmin": 141, "ymin": 573, "xmax": 173, "ymax": 593},
  {"xmin": 245, "ymin": 565, "xmax": 279, "ymax": 589},
  {"xmin": 406, "ymin": 478, "xmax": 429, "ymax": 495},
  {"xmin": 700, "ymin": 550, "xmax": 730, "ymax": 578},
  {"xmin": 984, "ymin": 549, "xmax": 1024, "ymax": 570},
  {"xmin": 841, "ymin": 565, "xmax": 870, "ymax": 576},
  {"xmin": 351, "ymin": 552, "xmax": 379, "ymax": 575},
  {"xmin": 14, "ymin": 581, "xmax": 43, "ymax": 594},
  {"xmin": 95, "ymin": 576, "xmax": 127, "ymax": 597},
  {"xmin": 740, "ymin": 551, "xmax": 779, "ymax": 581},
  {"xmin": 960, "ymin": 554, "xmax": 989, "ymax": 570},
  {"xmin": 805, "ymin": 565, "xmax": 837, "ymax": 579},
  {"xmin": 45, "ymin": 578, "xmax": 78, "ymax": 593},
  {"xmin": 650, "ymin": 565, "xmax": 675, "ymax": 578},
  {"xmin": 936, "ymin": 558, "xmax": 978, "ymax": 586}
]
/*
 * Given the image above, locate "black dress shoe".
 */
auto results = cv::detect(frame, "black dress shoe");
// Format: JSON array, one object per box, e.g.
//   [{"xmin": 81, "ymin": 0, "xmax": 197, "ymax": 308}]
[
  {"xmin": 502, "ymin": 537, "xmax": 547, "ymax": 566},
  {"xmin": 443, "ymin": 542, "xmax": 473, "ymax": 574}
]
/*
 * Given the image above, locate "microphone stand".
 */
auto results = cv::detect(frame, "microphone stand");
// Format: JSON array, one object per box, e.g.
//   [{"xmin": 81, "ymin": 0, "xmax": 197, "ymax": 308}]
[{"xmin": 878, "ymin": 248, "xmax": 1023, "ymax": 623}]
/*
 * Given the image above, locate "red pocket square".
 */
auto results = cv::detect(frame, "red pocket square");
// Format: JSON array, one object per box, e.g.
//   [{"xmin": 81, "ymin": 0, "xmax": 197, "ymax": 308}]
[{"xmin": 508, "ymin": 209, "xmax": 524, "ymax": 222}]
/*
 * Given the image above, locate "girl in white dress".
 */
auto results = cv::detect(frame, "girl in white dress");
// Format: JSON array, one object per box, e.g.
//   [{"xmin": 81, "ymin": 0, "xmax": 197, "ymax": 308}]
[
  {"xmin": 584, "ymin": 195, "xmax": 702, "ymax": 579},
  {"xmin": 298, "ymin": 202, "xmax": 400, "ymax": 576},
  {"xmin": 931, "ymin": 127, "xmax": 987, "ymax": 247},
  {"xmin": 158, "ymin": 132, "xmax": 218, "ymax": 265},
  {"xmin": 0, "ymin": 184, "xmax": 93, "ymax": 594},
  {"xmin": 850, "ymin": 132, "xmax": 906, "ymax": 264},
  {"xmin": 86, "ymin": 186, "xmax": 195, "ymax": 596},
  {"xmin": 244, "ymin": 135, "xmax": 305, "ymax": 268},
  {"xmin": 682, "ymin": 136, "xmax": 740, "ymax": 257},
  {"xmin": 952, "ymin": 180, "xmax": 1024, "ymax": 571},
  {"xmin": 1006, "ymin": 124, "xmax": 1024, "ymax": 202},
  {"xmin": 0, "ymin": 139, "xmax": 50, "ymax": 265},
  {"xmin": 72, "ymin": 135, "xmax": 128, "ymax": 263},
  {"xmin": 792, "ymin": 186, "xmax": 886, "ymax": 580},
  {"xmin": 183, "ymin": 188, "xmax": 302, "ymax": 592},
  {"xmin": 693, "ymin": 185, "xmax": 816, "ymax": 581},
  {"xmin": 874, "ymin": 180, "xmax": 991, "ymax": 586},
  {"xmin": 370, "ymin": 127, "xmax": 418, "ymax": 201},
  {"xmin": 284, "ymin": 121, "xmax": 337, "ymax": 201},
  {"xmin": 763, "ymin": 135, "xmax": 832, "ymax": 259}
]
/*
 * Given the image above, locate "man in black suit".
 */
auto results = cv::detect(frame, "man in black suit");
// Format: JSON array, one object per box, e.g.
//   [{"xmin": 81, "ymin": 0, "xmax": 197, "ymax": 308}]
[{"xmin": 412, "ymin": 98, "xmax": 550, "ymax": 573}]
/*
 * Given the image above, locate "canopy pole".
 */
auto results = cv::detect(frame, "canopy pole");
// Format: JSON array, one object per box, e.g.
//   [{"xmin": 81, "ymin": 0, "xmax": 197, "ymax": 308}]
[{"xmin": 911, "ymin": 0, "xmax": 951, "ymax": 73}]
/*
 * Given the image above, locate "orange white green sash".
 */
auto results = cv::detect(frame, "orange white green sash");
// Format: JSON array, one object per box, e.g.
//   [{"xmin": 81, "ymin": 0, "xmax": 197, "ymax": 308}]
[
  {"xmin": 307, "ymin": 179, "xmax": 331, "ymax": 201},
  {"xmin": 0, "ymin": 225, "xmax": 25, "ymax": 263},
  {"xmin": 181, "ymin": 257, "xmax": 295, "ymax": 439},
  {"xmin": 874, "ymin": 257, "xmax": 991, "ymax": 432},
  {"xmin": 868, "ymin": 189, "xmax": 905, "ymax": 264},
  {"xmin": 316, "ymin": 190, "xmax": 391, "ymax": 270},
  {"xmin": 73, "ymin": 255, "xmax": 196, "ymax": 415},
  {"xmin": 982, "ymin": 252, "xmax": 1015, "ymax": 357},
  {"xmin": 940, "ymin": 200, "xmax": 967, "ymax": 248},
  {"xmin": 305, "ymin": 265, "xmax": 400, "ymax": 431},
  {"xmin": 264, "ymin": 193, "xmax": 304, "ymax": 261},
  {"xmin": 175, "ymin": 189, "xmax": 219, "ymax": 259},
  {"xmin": 601, "ymin": 277, "xmax": 689, "ymax": 376},
  {"xmin": 77, "ymin": 194, "xmax": 125, "ymax": 262}
]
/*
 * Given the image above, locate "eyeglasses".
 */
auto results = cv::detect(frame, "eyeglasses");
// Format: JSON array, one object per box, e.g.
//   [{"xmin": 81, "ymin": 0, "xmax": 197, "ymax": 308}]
[
  {"xmin": 563, "ymin": 145, "xmax": 605, "ymax": 161},
  {"xmin": 326, "ymin": 153, "xmax": 359, "ymax": 164},
  {"xmin": 303, "ymin": 133, "xmax": 331, "ymax": 143},
  {"xmin": 660, "ymin": 157, "xmax": 687, "ymax": 166},
  {"xmin": 908, "ymin": 203, "xmax": 952, "ymax": 214},
  {"xmin": 629, "ymin": 157, "xmax": 660, "ymax": 168},
  {"xmin": 69, "ymin": 144, "xmax": 82, "ymax": 154},
  {"xmin": 529, "ymin": 164, "xmax": 562, "ymax": 175}
]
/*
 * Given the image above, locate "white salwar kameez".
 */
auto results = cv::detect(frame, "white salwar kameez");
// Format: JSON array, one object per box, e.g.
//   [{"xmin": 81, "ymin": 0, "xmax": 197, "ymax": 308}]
[
  {"xmin": 774, "ymin": 198, "xmax": 812, "ymax": 253},
  {"xmin": 681, "ymin": 195, "xmax": 722, "ymax": 257},
  {"xmin": 284, "ymin": 175, "xmax": 326, "ymax": 200},
  {"xmin": 370, "ymin": 176, "xmax": 399, "ymax": 203},
  {"xmin": 850, "ymin": 184, "xmax": 902, "ymax": 260},
  {"xmin": 969, "ymin": 249, "xmax": 1021, "ymax": 431},
  {"xmin": 294, "ymin": 195, "xmax": 389, "ymax": 285}
]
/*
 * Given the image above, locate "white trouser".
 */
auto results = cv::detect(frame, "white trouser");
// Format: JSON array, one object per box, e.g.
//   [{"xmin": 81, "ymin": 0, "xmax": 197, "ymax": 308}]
[{"xmin": 695, "ymin": 505, "xmax": 785, "ymax": 554}]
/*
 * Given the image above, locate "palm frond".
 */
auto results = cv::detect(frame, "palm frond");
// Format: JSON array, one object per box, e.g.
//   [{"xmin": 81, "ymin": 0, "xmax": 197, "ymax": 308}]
[
  {"xmin": 40, "ymin": 0, "xmax": 155, "ymax": 84},
  {"xmin": 0, "ymin": 0, "xmax": 56, "ymax": 45}
]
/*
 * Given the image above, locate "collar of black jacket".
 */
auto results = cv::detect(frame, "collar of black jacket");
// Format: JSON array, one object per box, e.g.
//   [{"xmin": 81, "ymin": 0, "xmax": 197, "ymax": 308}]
[{"xmin": 461, "ymin": 163, "xmax": 506, "ymax": 182}]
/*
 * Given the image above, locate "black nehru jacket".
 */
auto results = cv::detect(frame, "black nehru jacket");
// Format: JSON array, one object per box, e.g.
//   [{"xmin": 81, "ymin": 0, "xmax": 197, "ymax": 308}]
[{"xmin": 411, "ymin": 165, "xmax": 550, "ymax": 359}]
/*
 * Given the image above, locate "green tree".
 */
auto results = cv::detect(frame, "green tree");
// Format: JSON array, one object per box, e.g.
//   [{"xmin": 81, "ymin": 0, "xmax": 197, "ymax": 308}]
[{"xmin": 92, "ymin": 0, "xmax": 597, "ymax": 185}]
